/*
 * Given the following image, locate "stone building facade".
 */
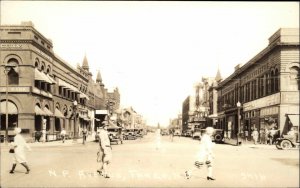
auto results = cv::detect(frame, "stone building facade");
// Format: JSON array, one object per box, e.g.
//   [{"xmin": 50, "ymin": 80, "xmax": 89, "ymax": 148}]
[
  {"xmin": 0, "ymin": 22, "xmax": 115, "ymax": 141},
  {"xmin": 216, "ymin": 28, "xmax": 299, "ymax": 142}
]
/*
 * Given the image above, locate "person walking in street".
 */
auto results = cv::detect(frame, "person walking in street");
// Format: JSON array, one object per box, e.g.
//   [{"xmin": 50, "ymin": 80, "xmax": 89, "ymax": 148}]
[
  {"xmin": 251, "ymin": 127, "xmax": 259, "ymax": 145},
  {"xmin": 97, "ymin": 121, "xmax": 112, "ymax": 178},
  {"xmin": 60, "ymin": 128, "xmax": 66, "ymax": 143},
  {"xmin": 170, "ymin": 129, "xmax": 174, "ymax": 142},
  {"xmin": 185, "ymin": 127, "xmax": 216, "ymax": 181},
  {"xmin": 9, "ymin": 127, "xmax": 32, "ymax": 174},
  {"xmin": 82, "ymin": 127, "xmax": 88, "ymax": 144}
]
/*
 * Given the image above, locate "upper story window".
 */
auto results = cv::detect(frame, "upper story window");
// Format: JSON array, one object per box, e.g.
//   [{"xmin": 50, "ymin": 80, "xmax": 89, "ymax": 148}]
[{"xmin": 6, "ymin": 58, "xmax": 19, "ymax": 85}]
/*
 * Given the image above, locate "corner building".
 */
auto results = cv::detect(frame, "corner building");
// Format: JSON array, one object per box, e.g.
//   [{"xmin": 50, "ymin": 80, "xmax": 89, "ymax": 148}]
[
  {"xmin": 0, "ymin": 22, "xmax": 107, "ymax": 141},
  {"xmin": 216, "ymin": 28, "xmax": 299, "ymax": 141}
]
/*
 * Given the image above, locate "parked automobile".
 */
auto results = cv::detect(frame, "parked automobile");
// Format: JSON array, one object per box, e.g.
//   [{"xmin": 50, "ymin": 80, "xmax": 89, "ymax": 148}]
[
  {"xmin": 185, "ymin": 130, "xmax": 192, "ymax": 137},
  {"xmin": 192, "ymin": 130, "xmax": 201, "ymax": 140},
  {"xmin": 107, "ymin": 125, "xmax": 123, "ymax": 144},
  {"xmin": 134, "ymin": 128, "xmax": 144, "ymax": 138},
  {"xmin": 174, "ymin": 129, "xmax": 181, "ymax": 136},
  {"xmin": 161, "ymin": 129, "xmax": 169, "ymax": 136},
  {"xmin": 275, "ymin": 115, "xmax": 299, "ymax": 150},
  {"xmin": 199, "ymin": 128, "xmax": 224, "ymax": 143},
  {"xmin": 123, "ymin": 128, "xmax": 136, "ymax": 140}
]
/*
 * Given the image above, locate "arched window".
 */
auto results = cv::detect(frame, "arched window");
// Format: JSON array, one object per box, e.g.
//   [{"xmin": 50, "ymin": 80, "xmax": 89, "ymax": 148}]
[
  {"xmin": 274, "ymin": 69, "xmax": 279, "ymax": 92},
  {"xmin": 7, "ymin": 58, "xmax": 19, "ymax": 85}
]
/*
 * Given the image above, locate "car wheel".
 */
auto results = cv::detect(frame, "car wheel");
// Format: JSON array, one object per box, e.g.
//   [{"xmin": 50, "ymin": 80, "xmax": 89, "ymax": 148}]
[
  {"xmin": 214, "ymin": 134, "xmax": 223, "ymax": 143},
  {"xmin": 280, "ymin": 140, "xmax": 292, "ymax": 150},
  {"xmin": 275, "ymin": 143, "xmax": 282, "ymax": 150}
]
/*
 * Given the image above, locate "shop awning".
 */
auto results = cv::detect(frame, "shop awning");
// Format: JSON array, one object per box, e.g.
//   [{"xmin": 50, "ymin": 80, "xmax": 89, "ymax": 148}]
[
  {"xmin": 34, "ymin": 69, "xmax": 53, "ymax": 84},
  {"xmin": 54, "ymin": 108, "xmax": 65, "ymax": 118},
  {"xmin": 80, "ymin": 93, "xmax": 90, "ymax": 100},
  {"xmin": 58, "ymin": 79, "xmax": 80, "ymax": 93},
  {"xmin": 45, "ymin": 74, "xmax": 57, "ymax": 84},
  {"xmin": 288, "ymin": 115, "xmax": 299, "ymax": 127},
  {"xmin": 0, "ymin": 101, "xmax": 18, "ymax": 114},
  {"xmin": 35, "ymin": 105, "xmax": 48, "ymax": 116},
  {"xmin": 43, "ymin": 108, "xmax": 53, "ymax": 116},
  {"xmin": 79, "ymin": 114, "xmax": 90, "ymax": 121}
]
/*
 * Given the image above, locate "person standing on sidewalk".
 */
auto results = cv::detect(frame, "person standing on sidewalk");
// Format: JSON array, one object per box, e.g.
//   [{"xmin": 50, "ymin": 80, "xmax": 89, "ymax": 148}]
[
  {"xmin": 185, "ymin": 127, "xmax": 216, "ymax": 180},
  {"xmin": 82, "ymin": 128, "xmax": 88, "ymax": 144},
  {"xmin": 251, "ymin": 127, "xmax": 259, "ymax": 145},
  {"xmin": 97, "ymin": 121, "xmax": 112, "ymax": 178},
  {"xmin": 9, "ymin": 127, "xmax": 31, "ymax": 174},
  {"xmin": 60, "ymin": 128, "xmax": 66, "ymax": 143}
]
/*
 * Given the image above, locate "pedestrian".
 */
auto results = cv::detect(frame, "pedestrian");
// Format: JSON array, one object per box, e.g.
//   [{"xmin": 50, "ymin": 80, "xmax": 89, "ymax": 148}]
[
  {"xmin": 264, "ymin": 128, "xmax": 269, "ymax": 145},
  {"xmin": 185, "ymin": 127, "xmax": 216, "ymax": 181},
  {"xmin": 97, "ymin": 121, "xmax": 112, "ymax": 178},
  {"xmin": 170, "ymin": 129, "xmax": 174, "ymax": 142},
  {"xmin": 60, "ymin": 128, "xmax": 66, "ymax": 143},
  {"xmin": 82, "ymin": 127, "xmax": 88, "ymax": 144},
  {"xmin": 9, "ymin": 127, "xmax": 32, "ymax": 174},
  {"xmin": 269, "ymin": 128, "xmax": 276, "ymax": 145},
  {"xmin": 251, "ymin": 128, "xmax": 259, "ymax": 145},
  {"xmin": 244, "ymin": 129, "xmax": 249, "ymax": 143},
  {"xmin": 259, "ymin": 128, "xmax": 265, "ymax": 144}
]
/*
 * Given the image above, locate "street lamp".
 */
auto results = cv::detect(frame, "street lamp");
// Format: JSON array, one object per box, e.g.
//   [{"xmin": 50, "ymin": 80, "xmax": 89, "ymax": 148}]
[
  {"xmin": 236, "ymin": 101, "xmax": 241, "ymax": 146},
  {"xmin": 73, "ymin": 100, "xmax": 78, "ymax": 142},
  {"xmin": 3, "ymin": 64, "xmax": 16, "ymax": 144}
]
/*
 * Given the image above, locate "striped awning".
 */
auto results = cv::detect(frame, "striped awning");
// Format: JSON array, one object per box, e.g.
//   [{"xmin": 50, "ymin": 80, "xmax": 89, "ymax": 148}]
[
  {"xmin": 35, "ymin": 68, "xmax": 53, "ymax": 84},
  {"xmin": 80, "ymin": 93, "xmax": 90, "ymax": 100},
  {"xmin": 54, "ymin": 108, "xmax": 65, "ymax": 118},
  {"xmin": 58, "ymin": 79, "xmax": 80, "ymax": 93},
  {"xmin": 43, "ymin": 107, "xmax": 53, "ymax": 116},
  {"xmin": 35, "ymin": 105, "xmax": 48, "ymax": 116}
]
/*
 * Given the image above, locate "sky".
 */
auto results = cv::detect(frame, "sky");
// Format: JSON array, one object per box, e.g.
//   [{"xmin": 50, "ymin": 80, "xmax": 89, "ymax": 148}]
[{"xmin": 1, "ymin": 1, "xmax": 299, "ymax": 127}]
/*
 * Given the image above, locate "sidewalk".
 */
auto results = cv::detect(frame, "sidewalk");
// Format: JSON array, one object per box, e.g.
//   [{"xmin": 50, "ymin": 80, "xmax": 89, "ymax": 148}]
[
  {"xmin": 0, "ymin": 136, "xmax": 96, "ymax": 149},
  {"xmin": 222, "ymin": 138, "xmax": 276, "ymax": 149}
]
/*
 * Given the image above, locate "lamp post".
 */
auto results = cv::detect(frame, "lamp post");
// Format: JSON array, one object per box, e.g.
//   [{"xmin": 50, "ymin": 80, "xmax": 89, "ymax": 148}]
[
  {"xmin": 73, "ymin": 100, "xmax": 78, "ymax": 142},
  {"xmin": 236, "ymin": 101, "xmax": 241, "ymax": 146},
  {"xmin": 3, "ymin": 64, "xmax": 16, "ymax": 144}
]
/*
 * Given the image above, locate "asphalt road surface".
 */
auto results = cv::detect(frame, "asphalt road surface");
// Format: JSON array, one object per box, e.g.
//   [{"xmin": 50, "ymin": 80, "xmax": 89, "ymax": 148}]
[{"xmin": 1, "ymin": 131, "xmax": 299, "ymax": 187}]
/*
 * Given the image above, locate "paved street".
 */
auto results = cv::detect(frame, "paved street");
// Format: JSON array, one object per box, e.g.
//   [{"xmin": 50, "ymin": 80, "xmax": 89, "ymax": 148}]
[{"xmin": 1, "ymin": 132, "xmax": 299, "ymax": 187}]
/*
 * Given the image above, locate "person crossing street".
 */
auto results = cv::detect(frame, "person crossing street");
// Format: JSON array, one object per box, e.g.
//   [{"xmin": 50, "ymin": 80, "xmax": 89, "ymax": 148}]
[{"xmin": 97, "ymin": 121, "xmax": 112, "ymax": 178}]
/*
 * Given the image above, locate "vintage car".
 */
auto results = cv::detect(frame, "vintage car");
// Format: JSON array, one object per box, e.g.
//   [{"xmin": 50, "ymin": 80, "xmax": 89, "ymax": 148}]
[
  {"xmin": 192, "ymin": 130, "xmax": 202, "ymax": 140},
  {"xmin": 107, "ymin": 125, "xmax": 123, "ymax": 144},
  {"xmin": 199, "ymin": 128, "xmax": 224, "ymax": 143},
  {"xmin": 160, "ymin": 129, "xmax": 169, "ymax": 136},
  {"xmin": 123, "ymin": 128, "xmax": 136, "ymax": 140},
  {"xmin": 95, "ymin": 125, "xmax": 123, "ymax": 144},
  {"xmin": 134, "ymin": 128, "xmax": 144, "ymax": 138},
  {"xmin": 173, "ymin": 129, "xmax": 181, "ymax": 136},
  {"xmin": 275, "ymin": 115, "xmax": 299, "ymax": 150}
]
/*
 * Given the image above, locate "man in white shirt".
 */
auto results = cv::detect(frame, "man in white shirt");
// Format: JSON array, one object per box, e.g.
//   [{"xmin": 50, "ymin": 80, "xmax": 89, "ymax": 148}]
[{"xmin": 97, "ymin": 121, "xmax": 112, "ymax": 178}]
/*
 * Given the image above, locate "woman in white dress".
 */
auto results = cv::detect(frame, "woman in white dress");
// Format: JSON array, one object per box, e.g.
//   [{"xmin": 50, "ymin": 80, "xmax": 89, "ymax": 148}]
[
  {"xmin": 185, "ymin": 127, "xmax": 216, "ymax": 180},
  {"xmin": 9, "ymin": 127, "xmax": 31, "ymax": 174}
]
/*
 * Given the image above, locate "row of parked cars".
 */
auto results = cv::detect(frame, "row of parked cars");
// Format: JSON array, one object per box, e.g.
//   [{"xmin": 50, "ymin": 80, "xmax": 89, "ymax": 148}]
[
  {"xmin": 95, "ymin": 125, "xmax": 146, "ymax": 144},
  {"xmin": 161, "ymin": 128, "xmax": 224, "ymax": 143}
]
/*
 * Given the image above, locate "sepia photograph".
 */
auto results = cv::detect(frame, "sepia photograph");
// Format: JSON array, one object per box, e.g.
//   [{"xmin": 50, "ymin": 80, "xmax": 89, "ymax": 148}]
[{"xmin": 0, "ymin": 1, "xmax": 299, "ymax": 187}]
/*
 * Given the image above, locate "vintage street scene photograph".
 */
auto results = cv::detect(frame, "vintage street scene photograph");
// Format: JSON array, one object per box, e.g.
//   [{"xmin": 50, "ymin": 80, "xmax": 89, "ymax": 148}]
[{"xmin": 0, "ymin": 1, "xmax": 299, "ymax": 188}]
